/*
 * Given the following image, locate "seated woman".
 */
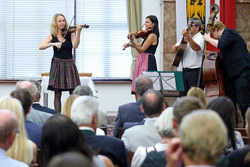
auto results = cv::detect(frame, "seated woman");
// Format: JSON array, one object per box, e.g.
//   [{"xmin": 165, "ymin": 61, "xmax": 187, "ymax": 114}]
[
  {"xmin": 131, "ymin": 107, "xmax": 175, "ymax": 167},
  {"xmin": 207, "ymin": 96, "xmax": 244, "ymax": 154},
  {"xmin": 187, "ymin": 86, "xmax": 207, "ymax": 107},
  {"xmin": 0, "ymin": 96, "xmax": 37, "ymax": 165},
  {"xmin": 41, "ymin": 114, "xmax": 114, "ymax": 167}
]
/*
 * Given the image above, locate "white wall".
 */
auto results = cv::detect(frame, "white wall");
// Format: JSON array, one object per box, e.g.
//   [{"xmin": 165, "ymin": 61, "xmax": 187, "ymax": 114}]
[{"xmin": 0, "ymin": 2, "xmax": 163, "ymax": 113}]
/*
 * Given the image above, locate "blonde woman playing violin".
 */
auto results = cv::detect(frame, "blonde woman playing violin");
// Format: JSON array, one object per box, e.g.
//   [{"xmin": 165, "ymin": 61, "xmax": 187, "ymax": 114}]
[
  {"xmin": 39, "ymin": 13, "xmax": 83, "ymax": 113},
  {"xmin": 124, "ymin": 15, "xmax": 159, "ymax": 96}
]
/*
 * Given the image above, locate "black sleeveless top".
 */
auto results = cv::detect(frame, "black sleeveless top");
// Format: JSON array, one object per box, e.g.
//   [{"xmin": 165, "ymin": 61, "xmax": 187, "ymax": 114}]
[
  {"xmin": 141, "ymin": 33, "xmax": 158, "ymax": 54},
  {"xmin": 52, "ymin": 33, "xmax": 73, "ymax": 59}
]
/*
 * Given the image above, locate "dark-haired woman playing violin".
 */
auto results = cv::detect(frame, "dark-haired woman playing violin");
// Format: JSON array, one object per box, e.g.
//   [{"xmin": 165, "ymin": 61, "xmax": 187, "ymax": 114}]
[
  {"xmin": 123, "ymin": 15, "xmax": 159, "ymax": 95},
  {"xmin": 39, "ymin": 13, "xmax": 83, "ymax": 113}
]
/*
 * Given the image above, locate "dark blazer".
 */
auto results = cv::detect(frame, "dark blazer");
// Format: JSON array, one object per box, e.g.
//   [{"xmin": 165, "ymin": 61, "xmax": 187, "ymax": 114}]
[
  {"xmin": 32, "ymin": 103, "xmax": 57, "ymax": 115},
  {"xmin": 218, "ymin": 28, "xmax": 250, "ymax": 78},
  {"xmin": 25, "ymin": 119, "xmax": 42, "ymax": 148},
  {"xmin": 80, "ymin": 129, "xmax": 128, "ymax": 167},
  {"xmin": 122, "ymin": 119, "xmax": 145, "ymax": 134},
  {"xmin": 113, "ymin": 99, "xmax": 145, "ymax": 137}
]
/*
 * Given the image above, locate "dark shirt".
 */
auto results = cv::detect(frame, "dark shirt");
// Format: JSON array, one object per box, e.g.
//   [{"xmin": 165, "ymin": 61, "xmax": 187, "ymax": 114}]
[
  {"xmin": 141, "ymin": 33, "xmax": 159, "ymax": 54},
  {"xmin": 52, "ymin": 33, "xmax": 73, "ymax": 59},
  {"xmin": 218, "ymin": 28, "xmax": 250, "ymax": 78}
]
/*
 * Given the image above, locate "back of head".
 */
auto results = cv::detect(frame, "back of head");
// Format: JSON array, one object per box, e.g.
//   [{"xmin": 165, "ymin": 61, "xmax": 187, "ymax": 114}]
[
  {"xmin": 173, "ymin": 96, "xmax": 205, "ymax": 124},
  {"xmin": 71, "ymin": 96, "xmax": 99, "ymax": 126},
  {"xmin": 141, "ymin": 89, "xmax": 164, "ymax": 117},
  {"xmin": 15, "ymin": 81, "xmax": 37, "ymax": 101},
  {"xmin": 0, "ymin": 109, "xmax": 18, "ymax": 145},
  {"xmin": 10, "ymin": 89, "xmax": 32, "ymax": 116},
  {"xmin": 73, "ymin": 84, "xmax": 93, "ymax": 96},
  {"xmin": 135, "ymin": 75, "xmax": 153, "ymax": 97},
  {"xmin": 179, "ymin": 110, "xmax": 227, "ymax": 164},
  {"xmin": 62, "ymin": 95, "xmax": 79, "ymax": 118},
  {"xmin": 30, "ymin": 80, "xmax": 42, "ymax": 102},
  {"xmin": 47, "ymin": 152, "xmax": 92, "ymax": 167},
  {"xmin": 155, "ymin": 107, "xmax": 174, "ymax": 138},
  {"xmin": 42, "ymin": 115, "xmax": 92, "ymax": 166},
  {"xmin": 187, "ymin": 87, "xmax": 207, "ymax": 106}
]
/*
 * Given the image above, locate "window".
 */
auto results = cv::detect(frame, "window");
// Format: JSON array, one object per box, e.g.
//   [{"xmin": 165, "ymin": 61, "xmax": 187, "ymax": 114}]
[{"xmin": 0, "ymin": 0, "xmax": 131, "ymax": 80}]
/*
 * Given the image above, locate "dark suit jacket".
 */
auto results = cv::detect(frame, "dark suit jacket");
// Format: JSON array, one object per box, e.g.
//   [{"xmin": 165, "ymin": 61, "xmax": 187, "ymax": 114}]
[
  {"xmin": 122, "ymin": 119, "xmax": 145, "ymax": 134},
  {"xmin": 113, "ymin": 99, "xmax": 145, "ymax": 137},
  {"xmin": 80, "ymin": 129, "xmax": 128, "ymax": 167},
  {"xmin": 218, "ymin": 28, "xmax": 250, "ymax": 78},
  {"xmin": 25, "ymin": 119, "xmax": 42, "ymax": 148},
  {"xmin": 32, "ymin": 103, "xmax": 57, "ymax": 115}
]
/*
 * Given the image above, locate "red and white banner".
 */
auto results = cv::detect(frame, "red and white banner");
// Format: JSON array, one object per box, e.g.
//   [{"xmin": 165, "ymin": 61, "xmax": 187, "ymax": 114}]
[{"xmin": 176, "ymin": 0, "xmax": 236, "ymax": 42}]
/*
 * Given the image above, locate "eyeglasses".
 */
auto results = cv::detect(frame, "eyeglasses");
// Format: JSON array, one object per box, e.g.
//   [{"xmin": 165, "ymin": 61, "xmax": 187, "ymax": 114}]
[{"xmin": 14, "ymin": 129, "xmax": 20, "ymax": 136}]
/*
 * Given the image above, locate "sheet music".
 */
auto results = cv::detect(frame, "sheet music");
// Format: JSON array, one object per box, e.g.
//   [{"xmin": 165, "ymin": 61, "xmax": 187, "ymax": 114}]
[{"xmin": 143, "ymin": 71, "xmax": 177, "ymax": 91}]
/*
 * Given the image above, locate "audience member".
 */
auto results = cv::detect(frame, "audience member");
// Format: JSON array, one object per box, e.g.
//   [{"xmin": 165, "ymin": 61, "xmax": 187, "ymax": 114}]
[
  {"xmin": 73, "ymin": 84, "xmax": 94, "ymax": 96},
  {"xmin": 47, "ymin": 152, "xmax": 93, "ymax": 167},
  {"xmin": 61, "ymin": 95, "xmax": 79, "ymax": 118},
  {"xmin": 10, "ymin": 89, "xmax": 42, "ymax": 149},
  {"xmin": 207, "ymin": 96, "xmax": 244, "ymax": 154},
  {"xmin": 15, "ymin": 81, "xmax": 52, "ymax": 124},
  {"xmin": 0, "ymin": 97, "xmax": 36, "ymax": 165},
  {"xmin": 113, "ymin": 75, "xmax": 153, "ymax": 137},
  {"xmin": 42, "ymin": 115, "xmax": 111, "ymax": 167},
  {"xmin": 122, "ymin": 89, "xmax": 165, "ymax": 152},
  {"xmin": 187, "ymin": 86, "xmax": 207, "ymax": 106},
  {"xmin": 218, "ymin": 107, "xmax": 250, "ymax": 167},
  {"xmin": 71, "ymin": 96, "xmax": 128, "ymax": 167},
  {"xmin": 131, "ymin": 106, "xmax": 174, "ymax": 167},
  {"xmin": 73, "ymin": 84, "xmax": 107, "ymax": 127},
  {"xmin": 31, "ymin": 80, "xmax": 57, "ymax": 114},
  {"xmin": 0, "ymin": 109, "xmax": 29, "ymax": 167},
  {"xmin": 166, "ymin": 110, "xmax": 227, "ymax": 167},
  {"xmin": 141, "ymin": 96, "xmax": 205, "ymax": 167}
]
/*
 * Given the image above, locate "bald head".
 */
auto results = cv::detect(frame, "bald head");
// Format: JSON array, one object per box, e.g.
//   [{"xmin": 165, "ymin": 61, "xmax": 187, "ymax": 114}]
[
  {"xmin": 15, "ymin": 81, "xmax": 37, "ymax": 100},
  {"xmin": 0, "ymin": 109, "xmax": 19, "ymax": 144},
  {"xmin": 141, "ymin": 89, "xmax": 165, "ymax": 117}
]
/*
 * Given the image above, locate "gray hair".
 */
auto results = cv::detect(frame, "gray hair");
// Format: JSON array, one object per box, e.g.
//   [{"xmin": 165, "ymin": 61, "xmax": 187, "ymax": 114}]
[
  {"xmin": 188, "ymin": 17, "xmax": 202, "ymax": 31},
  {"xmin": 30, "ymin": 80, "xmax": 41, "ymax": 102},
  {"xmin": 71, "ymin": 96, "xmax": 99, "ymax": 125},
  {"xmin": 155, "ymin": 107, "xmax": 174, "ymax": 138},
  {"xmin": 135, "ymin": 75, "xmax": 153, "ymax": 96},
  {"xmin": 73, "ymin": 85, "xmax": 93, "ymax": 96}
]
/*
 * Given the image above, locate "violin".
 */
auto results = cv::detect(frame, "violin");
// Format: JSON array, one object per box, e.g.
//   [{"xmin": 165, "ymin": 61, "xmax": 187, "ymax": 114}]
[
  {"xmin": 133, "ymin": 28, "xmax": 152, "ymax": 39},
  {"xmin": 62, "ymin": 24, "xmax": 89, "ymax": 36}
]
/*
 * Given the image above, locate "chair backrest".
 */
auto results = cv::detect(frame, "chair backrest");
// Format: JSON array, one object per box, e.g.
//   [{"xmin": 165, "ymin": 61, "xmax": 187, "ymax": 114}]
[
  {"xmin": 118, "ymin": 127, "xmax": 123, "ymax": 139},
  {"xmin": 99, "ymin": 126, "xmax": 107, "ymax": 135},
  {"xmin": 30, "ymin": 149, "xmax": 42, "ymax": 167},
  {"xmin": 127, "ymin": 151, "xmax": 134, "ymax": 167},
  {"xmin": 235, "ymin": 128, "xmax": 249, "ymax": 145}
]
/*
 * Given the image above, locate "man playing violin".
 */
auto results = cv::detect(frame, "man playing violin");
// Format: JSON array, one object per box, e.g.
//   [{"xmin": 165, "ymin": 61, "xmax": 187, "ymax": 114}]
[
  {"xmin": 39, "ymin": 13, "xmax": 84, "ymax": 113},
  {"xmin": 172, "ymin": 18, "xmax": 204, "ymax": 96},
  {"xmin": 204, "ymin": 21, "xmax": 250, "ymax": 121},
  {"xmin": 123, "ymin": 15, "xmax": 159, "ymax": 97}
]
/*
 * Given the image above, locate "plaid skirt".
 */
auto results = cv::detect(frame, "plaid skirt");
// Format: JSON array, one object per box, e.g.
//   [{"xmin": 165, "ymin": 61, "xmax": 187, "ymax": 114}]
[{"xmin": 48, "ymin": 57, "xmax": 81, "ymax": 91}]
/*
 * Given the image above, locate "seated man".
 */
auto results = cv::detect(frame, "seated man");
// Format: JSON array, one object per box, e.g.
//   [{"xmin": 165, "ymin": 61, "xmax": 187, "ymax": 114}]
[
  {"xmin": 113, "ymin": 75, "xmax": 153, "ymax": 137},
  {"xmin": 31, "ymin": 80, "xmax": 57, "ymax": 114},
  {"xmin": 71, "ymin": 96, "xmax": 128, "ymax": 167},
  {"xmin": 15, "ymin": 80, "xmax": 52, "ymax": 125},
  {"xmin": 0, "ymin": 109, "xmax": 29, "ymax": 167},
  {"xmin": 166, "ymin": 110, "xmax": 227, "ymax": 167},
  {"xmin": 10, "ymin": 89, "xmax": 42, "ymax": 148},
  {"xmin": 122, "ymin": 89, "xmax": 165, "ymax": 152}
]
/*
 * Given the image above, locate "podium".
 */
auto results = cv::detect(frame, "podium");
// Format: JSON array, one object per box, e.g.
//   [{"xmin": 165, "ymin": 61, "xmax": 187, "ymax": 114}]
[{"xmin": 143, "ymin": 71, "xmax": 184, "ymax": 106}]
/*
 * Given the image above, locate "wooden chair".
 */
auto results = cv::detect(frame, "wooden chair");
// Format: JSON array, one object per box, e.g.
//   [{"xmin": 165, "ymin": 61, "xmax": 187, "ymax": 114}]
[
  {"xmin": 235, "ymin": 128, "xmax": 249, "ymax": 145},
  {"xmin": 30, "ymin": 149, "xmax": 42, "ymax": 167},
  {"xmin": 99, "ymin": 126, "xmax": 107, "ymax": 135},
  {"xmin": 118, "ymin": 127, "xmax": 123, "ymax": 139},
  {"xmin": 127, "ymin": 151, "xmax": 134, "ymax": 167}
]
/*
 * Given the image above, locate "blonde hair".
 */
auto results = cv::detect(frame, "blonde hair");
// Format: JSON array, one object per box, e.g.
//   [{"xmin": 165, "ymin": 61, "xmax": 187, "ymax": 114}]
[
  {"xmin": 62, "ymin": 95, "xmax": 79, "ymax": 118},
  {"xmin": 210, "ymin": 21, "xmax": 226, "ymax": 33},
  {"xmin": 187, "ymin": 87, "xmax": 207, "ymax": 106},
  {"xmin": 50, "ymin": 13, "xmax": 68, "ymax": 37},
  {"xmin": 0, "ymin": 96, "xmax": 33, "ymax": 164},
  {"xmin": 179, "ymin": 110, "xmax": 227, "ymax": 164}
]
